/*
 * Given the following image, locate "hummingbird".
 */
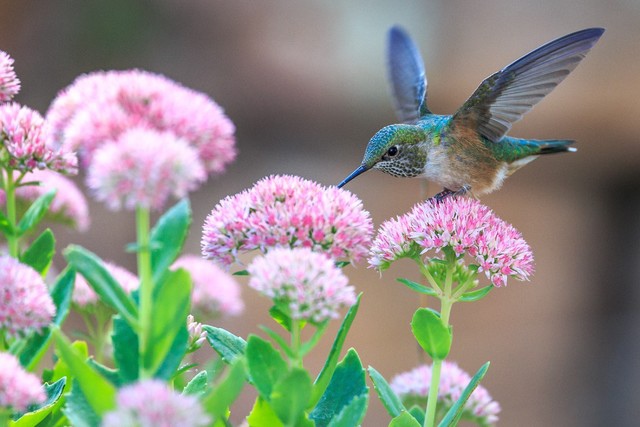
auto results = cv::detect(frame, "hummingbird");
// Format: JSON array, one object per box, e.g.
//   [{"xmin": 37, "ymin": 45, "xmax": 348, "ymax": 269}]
[{"xmin": 338, "ymin": 27, "xmax": 605, "ymax": 200}]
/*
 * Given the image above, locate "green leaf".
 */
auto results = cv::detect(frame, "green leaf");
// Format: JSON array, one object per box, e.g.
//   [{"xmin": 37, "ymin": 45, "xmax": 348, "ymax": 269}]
[
  {"xmin": 309, "ymin": 349, "xmax": 368, "ymax": 427},
  {"xmin": 268, "ymin": 305, "xmax": 294, "ymax": 332},
  {"xmin": 87, "ymin": 360, "xmax": 120, "ymax": 386},
  {"xmin": 389, "ymin": 411, "xmax": 422, "ymax": 427},
  {"xmin": 232, "ymin": 269, "xmax": 249, "ymax": 276},
  {"xmin": 459, "ymin": 285, "xmax": 493, "ymax": 302},
  {"xmin": 17, "ymin": 190, "xmax": 55, "ymax": 235},
  {"xmin": 52, "ymin": 329, "xmax": 117, "ymax": 416},
  {"xmin": 11, "ymin": 377, "xmax": 66, "ymax": 426},
  {"xmin": 335, "ymin": 261, "xmax": 350, "ymax": 268},
  {"xmin": 150, "ymin": 199, "xmax": 191, "ymax": 283},
  {"xmin": 183, "ymin": 370, "xmax": 209, "ymax": 395},
  {"xmin": 245, "ymin": 335, "xmax": 288, "ymax": 400},
  {"xmin": 327, "ymin": 394, "xmax": 368, "ymax": 427},
  {"xmin": 270, "ymin": 368, "xmax": 312, "ymax": 425},
  {"xmin": 311, "ymin": 293, "xmax": 361, "ymax": 408},
  {"xmin": 246, "ymin": 398, "xmax": 284, "ymax": 427},
  {"xmin": 368, "ymin": 366, "xmax": 405, "ymax": 418},
  {"xmin": 18, "ymin": 267, "xmax": 75, "ymax": 371},
  {"xmin": 258, "ymin": 325, "xmax": 295, "ymax": 359},
  {"xmin": 111, "ymin": 315, "xmax": 138, "ymax": 384},
  {"xmin": 143, "ymin": 268, "xmax": 191, "ymax": 376},
  {"xmin": 438, "ymin": 362, "xmax": 490, "ymax": 427},
  {"xmin": 63, "ymin": 379, "xmax": 100, "ymax": 427},
  {"xmin": 407, "ymin": 406, "xmax": 424, "ymax": 425},
  {"xmin": 203, "ymin": 361, "xmax": 246, "ymax": 421},
  {"xmin": 203, "ymin": 325, "xmax": 247, "ymax": 364},
  {"xmin": 397, "ymin": 278, "xmax": 438, "ymax": 296},
  {"xmin": 411, "ymin": 308, "xmax": 451, "ymax": 360},
  {"xmin": 154, "ymin": 326, "xmax": 188, "ymax": 381},
  {"xmin": 64, "ymin": 245, "xmax": 138, "ymax": 327},
  {"xmin": 20, "ymin": 228, "xmax": 55, "ymax": 276}
]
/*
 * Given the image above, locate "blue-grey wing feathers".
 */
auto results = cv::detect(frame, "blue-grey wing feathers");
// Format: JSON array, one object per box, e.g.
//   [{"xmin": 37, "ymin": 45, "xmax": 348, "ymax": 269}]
[
  {"xmin": 452, "ymin": 27, "xmax": 605, "ymax": 142},
  {"xmin": 387, "ymin": 26, "xmax": 430, "ymax": 124}
]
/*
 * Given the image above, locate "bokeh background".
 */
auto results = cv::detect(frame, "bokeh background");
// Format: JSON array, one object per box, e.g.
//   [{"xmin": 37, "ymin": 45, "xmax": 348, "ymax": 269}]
[{"xmin": 2, "ymin": 1, "xmax": 640, "ymax": 425}]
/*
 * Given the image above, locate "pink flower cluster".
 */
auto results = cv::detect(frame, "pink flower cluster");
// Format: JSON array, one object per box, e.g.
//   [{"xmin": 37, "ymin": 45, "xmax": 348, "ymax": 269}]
[
  {"xmin": 101, "ymin": 379, "xmax": 210, "ymax": 427},
  {"xmin": 172, "ymin": 255, "xmax": 243, "ymax": 317},
  {"xmin": 0, "ymin": 50, "xmax": 20, "ymax": 101},
  {"xmin": 73, "ymin": 262, "xmax": 138, "ymax": 308},
  {"xmin": 45, "ymin": 69, "xmax": 235, "ymax": 211},
  {"xmin": 369, "ymin": 197, "xmax": 534, "ymax": 287},
  {"xmin": 86, "ymin": 128, "xmax": 206, "ymax": 211},
  {"xmin": 0, "ymin": 103, "xmax": 77, "ymax": 174},
  {"xmin": 247, "ymin": 247, "xmax": 356, "ymax": 323},
  {"xmin": 0, "ymin": 256, "xmax": 55, "ymax": 337},
  {"xmin": 0, "ymin": 352, "xmax": 46, "ymax": 412},
  {"xmin": 390, "ymin": 361, "xmax": 501, "ymax": 425},
  {"xmin": 46, "ymin": 69, "xmax": 236, "ymax": 172},
  {"xmin": 0, "ymin": 170, "xmax": 90, "ymax": 231},
  {"xmin": 201, "ymin": 175, "xmax": 373, "ymax": 266}
]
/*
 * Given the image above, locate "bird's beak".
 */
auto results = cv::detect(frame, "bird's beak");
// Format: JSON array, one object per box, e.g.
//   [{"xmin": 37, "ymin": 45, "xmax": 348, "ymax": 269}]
[{"xmin": 337, "ymin": 165, "xmax": 369, "ymax": 188}]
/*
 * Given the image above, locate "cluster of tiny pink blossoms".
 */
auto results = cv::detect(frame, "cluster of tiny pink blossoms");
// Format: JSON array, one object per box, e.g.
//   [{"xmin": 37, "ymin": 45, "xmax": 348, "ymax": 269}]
[
  {"xmin": 0, "ymin": 170, "xmax": 90, "ymax": 231},
  {"xmin": 0, "ymin": 352, "xmax": 46, "ymax": 412},
  {"xmin": 171, "ymin": 255, "xmax": 243, "ymax": 317},
  {"xmin": 0, "ymin": 103, "xmax": 77, "ymax": 174},
  {"xmin": 86, "ymin": 128, "xmax": 206, "ymax": 211},
  {"xmin": 0, "ymin": 256, "xmax": 55, "ymax": 337},
  {"xmin": 369, "ymin": 197, "xmax": 534, "ymax": 287},
  {"xmin": 201, "ymin": 175, "xmax": 373, "ymax": 266},
  {"xmin": 0, "ymin": 50, "xmax": 20, "ymax": 101},
  {"xmin": 73, "ymin": 262, "xmax": 138, "ymax": 308},
  {"xmin": 390, "ymin": 361, "xmax": 501, "ymax": 426},
  {"xmin": 101, "ymin": 379, "xmax": 210, "ymax": 427},
  {"xmin": 247, "ymin": 247, "xmax": 356, "ymax": 323},
  {"xmin": 46, "ymin": 69, "xmax": 236, "ymax": 173}
]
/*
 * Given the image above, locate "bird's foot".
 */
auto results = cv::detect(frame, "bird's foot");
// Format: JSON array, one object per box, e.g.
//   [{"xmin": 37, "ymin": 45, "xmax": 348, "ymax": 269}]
[{"xmin": 431, "ymin": 186, "xmax": 470, "ymax": 203}]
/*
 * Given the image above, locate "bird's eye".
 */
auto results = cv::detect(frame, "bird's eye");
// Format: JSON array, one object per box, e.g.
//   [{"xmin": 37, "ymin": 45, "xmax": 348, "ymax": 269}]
[{"xmin": 387, "ymin": 146, "xmax": 399, "ymax": 157}]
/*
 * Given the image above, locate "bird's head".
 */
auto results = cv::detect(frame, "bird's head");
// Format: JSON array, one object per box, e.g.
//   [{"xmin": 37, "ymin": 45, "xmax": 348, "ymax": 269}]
[{"xmin": 338, "ymin": 124, "xmax": 427, "ymax": 188}]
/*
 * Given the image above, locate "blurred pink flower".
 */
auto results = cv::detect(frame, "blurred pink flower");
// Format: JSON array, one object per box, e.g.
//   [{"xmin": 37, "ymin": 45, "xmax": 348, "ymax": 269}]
[
  {"xmin": 101, "ymin": 379, "xmax": 210, "ymax": 427},
  {"xmin": 201, "ymin": 175, "xmax": 373, "ymax": 266},
  {"xmin": 0, "ymin": 352, "xmax": 46, "ymax": 412},
  {"xmin": 0, "ymin": 103, "xmax": 77, "ymax": 174},
  {"xmin": 390, "ymin": 361, "xmax": 500, "ymax": 426},
  {"xmin": 0, "ymin": 170, "xmax": 90, "ymax": 231},
  {"xmin": 172, "ymin": 255, "xmax": 243, "ymax": 317},
  {"xmin": 0, "ymin": 51, "xmax": 20, "ymax": 101},
  {"xmin": 46, "ymin": 69, "xmax": 236, "ymax": 173},
  {"xmin": 73, "ymin": 261, "xmax": 138, "ymax": 308},
  {"xmin": 86, "ymin": 127, "xmax": 206, "ymax": 211},
  {"xmin": 0, "ymin": 256, "xmax": 55, "ymax": 337},
  {"xmin": 369, "ymin": 197, "xmax": 534, "ymax": 287},
  {"xmin": 247, "ymin": 247, "xmax": 356, "ymax": 323}
]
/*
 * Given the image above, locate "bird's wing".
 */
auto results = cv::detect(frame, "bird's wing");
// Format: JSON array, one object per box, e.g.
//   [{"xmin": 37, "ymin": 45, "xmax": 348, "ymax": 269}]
[
  {"xmin": 451, "ymin": 27, "xmax": 604, "ymax": 142},
  {"xmin": 387, "ymin": 26, "xmax": 430, "ymax": 124}
]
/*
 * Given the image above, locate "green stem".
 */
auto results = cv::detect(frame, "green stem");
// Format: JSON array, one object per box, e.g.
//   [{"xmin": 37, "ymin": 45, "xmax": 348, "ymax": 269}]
[
  {"xmin": 136, "ymin": 206, "xmax": 153, "ymax": 379},
  {"xmin": 424, "ymin": 254, "xmax": 455, "ymax": 427},
  {"xmin": 290, "ymin": 320, "xmax": 303, "ymax": 369},
  {"xmin": 4, "ymin": 171, "xmax": 19, "ymax": 258}
]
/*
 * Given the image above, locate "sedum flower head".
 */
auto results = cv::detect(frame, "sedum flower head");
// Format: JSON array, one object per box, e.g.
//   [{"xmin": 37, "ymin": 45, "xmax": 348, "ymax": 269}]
[
  {"xmin": 201, "ymin": 175, "xmax": 373, "ymax": 266},
  {"xmin": 390, "ymin": 362, "xmax": 501, "ymax": 426},
  {"xmin": 73, "ymin": 261, "xmax": 138, "ymax": 308},
  {"xmin": 0, "ymin": 103, "xmax": 77, "ymax": 174},
  {"xmin": 0, "ymin": 352, "xmax": 46, "ymax": 412},
  {"xmin": 101, "ymin": 379, "xmax": 210, "ymax": 427},
  {"xmin": 86, "ymin": 127, "xmax": 206, "ymax": 211},
  {"xmin": 0, "ymin": 170, "xmax": 90, "ymax": 231},
  {"xmin": 46, "ymin": 69, "xmax": 236, "ymax": 173},
  {"xmin": 0, "ymin": 51, "xmax": 20, "ymax": 101},
  {"xmin": 247, "ymin": 247, "xmax": 356, "ymax": 323},
  {"xmin": 0, "ymin": 256, "xmax": 55, "ymax": 337},
  {"xmin": 369, "ymin": 197, "xmax": 534, "ymax": 287},
  {"xmin": 172, "ymin": 255, "xmax": 243, "ymax": 317}
]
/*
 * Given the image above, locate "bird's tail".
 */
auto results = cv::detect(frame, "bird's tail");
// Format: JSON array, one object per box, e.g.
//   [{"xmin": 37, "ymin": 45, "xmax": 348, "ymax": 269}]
[{"xmin": 535, "ymin": 139, "xmax": 576, "ymax": 154}]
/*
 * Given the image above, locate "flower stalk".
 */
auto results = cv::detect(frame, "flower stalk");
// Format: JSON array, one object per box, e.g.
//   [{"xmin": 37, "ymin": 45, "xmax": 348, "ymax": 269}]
[{"xmin": 136, "ymin": 205, "xmax": 153, "ymax": 379}]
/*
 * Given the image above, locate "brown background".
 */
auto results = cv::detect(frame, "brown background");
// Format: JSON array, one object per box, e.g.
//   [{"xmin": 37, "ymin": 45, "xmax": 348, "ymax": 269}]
[{"xmin": 2, "ymin": 1, "xmax": 640, "ymax": 425}]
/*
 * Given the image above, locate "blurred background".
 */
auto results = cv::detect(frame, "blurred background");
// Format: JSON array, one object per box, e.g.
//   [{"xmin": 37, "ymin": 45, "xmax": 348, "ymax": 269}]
[{"xmin": 2, "ymin": 0, "xmax": 640, "ymax": 425}]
